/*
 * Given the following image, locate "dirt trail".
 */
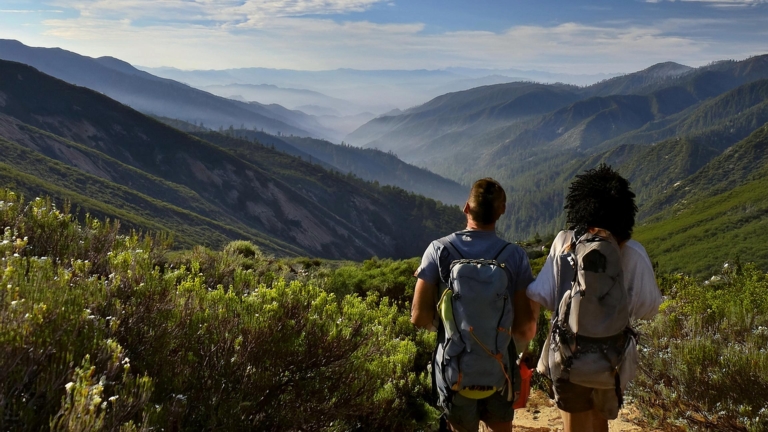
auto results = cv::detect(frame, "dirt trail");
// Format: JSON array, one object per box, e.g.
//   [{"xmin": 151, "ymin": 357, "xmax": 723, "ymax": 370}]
[{"xmin": 479, "ymin": 390, "xmax": 658, "ymax": 432}]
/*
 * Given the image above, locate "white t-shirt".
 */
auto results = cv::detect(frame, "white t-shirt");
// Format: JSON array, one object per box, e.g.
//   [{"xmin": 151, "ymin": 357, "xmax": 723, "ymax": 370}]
[{"xmin": 527, "ymin": 231, "xmax": 662, "ymax": 321}]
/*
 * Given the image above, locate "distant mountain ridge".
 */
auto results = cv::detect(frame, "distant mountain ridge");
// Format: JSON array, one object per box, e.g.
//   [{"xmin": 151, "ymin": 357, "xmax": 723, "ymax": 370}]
[
  {"xmin": 345, "ymin": 53, "xmax": 768, "ymax": 243},
  {"xmin": 141, "ymin": 64, "xmax": 621, "ymax": 115},
  {"xmin": 202, "ymin": 83, "xmax": 364, "ymax": 116},
  {"xmin": 0, "ymin": 39, "xmax": 338, "ymax": 140},
  {"xmin": 583, "ymin": 61, "xmax": 693, "ymax": 97},
  {"xmin": 0, "ymin": 59, "xmax": 463, "ymax": 259},
  {"xmin": 347, "ymin": 82, "xmax": 582, "ymax": 163}
]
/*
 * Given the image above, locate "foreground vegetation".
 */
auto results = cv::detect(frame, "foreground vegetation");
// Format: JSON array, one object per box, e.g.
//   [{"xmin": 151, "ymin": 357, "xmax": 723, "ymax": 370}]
[
  {"xmin": 633, "ymin": 265, "xmax": 768, "ymax": 431},
  {"xmin": 0, "ymin": 190, "xmax": 437, "ymax": 430},
  {"xmin": 2, "ymin": 189, "xmax": 767, "ymax": 431}
]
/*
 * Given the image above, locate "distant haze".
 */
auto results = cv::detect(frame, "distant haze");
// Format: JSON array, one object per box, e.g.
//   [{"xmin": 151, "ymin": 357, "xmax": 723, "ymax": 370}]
[{"xmin": 140, "ymin": 65, "xmax": 620, "ymax": 114}]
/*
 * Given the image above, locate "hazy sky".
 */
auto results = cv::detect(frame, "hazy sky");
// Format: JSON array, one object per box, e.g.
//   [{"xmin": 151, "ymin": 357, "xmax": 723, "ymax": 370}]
[{"xmin": 1, "ymin": 0, "xmax": 766, "ymax": 73}]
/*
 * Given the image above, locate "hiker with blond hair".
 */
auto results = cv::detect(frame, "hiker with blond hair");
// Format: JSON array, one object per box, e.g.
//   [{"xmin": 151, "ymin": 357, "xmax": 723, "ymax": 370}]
[
  {"xmin": 527, "ymin": 165, "xmax": 662, "ymax": 432},
  {"xmin": 411, "ymin": 178, "xmax": 539, "ymax": 432}
]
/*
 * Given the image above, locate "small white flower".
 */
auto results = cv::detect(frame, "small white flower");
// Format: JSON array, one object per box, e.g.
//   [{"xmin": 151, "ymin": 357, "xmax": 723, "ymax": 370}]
[
  {"xmin": 109, "ymin": 396, "xmax": 119, "ymax": 402},
  {"xmin": 65, "ymin": 382, "xmax": 74, "ymax": 392}
]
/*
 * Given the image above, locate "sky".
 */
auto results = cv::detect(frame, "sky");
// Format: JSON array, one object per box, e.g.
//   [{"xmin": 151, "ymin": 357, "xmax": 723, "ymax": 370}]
[{"xmin": 1, "ymin": 0, "xmax": 767, "ymax": 73}]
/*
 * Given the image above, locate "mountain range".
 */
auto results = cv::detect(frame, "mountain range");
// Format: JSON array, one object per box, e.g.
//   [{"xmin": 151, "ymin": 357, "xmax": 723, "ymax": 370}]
[
  {"xmin": 141, "ymin": 65, "xmax": 620, "ymax": 116},
  {"xmin": 0, "ymin": 39, "xmax": 340, "ymax": 140},
  {"xmin": 0, "ymin": 58, "xmax": 463, "ymax": 259},
  {"xmin": 2, "ymin": 38, "xmax": 768, "ymax": 275},
  {"xmin": 343, "ymin": 54, "xmax": 768, "ymax": 274}
]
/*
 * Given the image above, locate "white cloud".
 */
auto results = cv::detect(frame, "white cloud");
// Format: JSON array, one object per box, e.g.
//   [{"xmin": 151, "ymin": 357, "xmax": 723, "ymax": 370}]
[
  {"xmin": 47, "ymin": 0, "xmax": 389, "ymax": 24},
  {"xmin": 0, "ymin": 9, "xmax": 63, "ymax": 13},
  {"xmin": 25, "ymin": 0, "xmax": 767, "ymax": 73}
]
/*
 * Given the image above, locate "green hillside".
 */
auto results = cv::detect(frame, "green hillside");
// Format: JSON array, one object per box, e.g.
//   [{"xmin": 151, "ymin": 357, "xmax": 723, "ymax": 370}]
[
  {"xmin": 601, "ymin": 78, "xmax": 768, "ymax": 150},
  {"xmin": 0, "ymin": 59, "xmax": 463, "ymax": 260},
  {"xmin": 178, "ymin": 125, "xmax": 468, "ymax": 205},
  {"xmin": 346, "ymin": 82, "xmax": 581, "ymax": 161},
  {"xmin": 3, "ymin": 186, "xmax": 767, "ymax": 431},
  {"xmin": 634, "ymin": 167, "xmax": 768, "ymax": 276},
  {"xmin": 487, "ymin": 77, "xmax": 768, "ymax": 240},
  {"xmin": 341, "ymin": 54, "xmax": 768, "ymax": 242},
  {"xmin": 641, "ymin": 122, "xmax": 768, "ymax": 218},
  {"xmin": 0, "ymin": 135, "xmax": 299, "ymax": 253},
  {"xmin": 631, "ymin": 123, "xmax": 768, "ymax": 275},
  {"xmin": 280, "ymin": 135, "xmax": 468, "ymax": 205}
]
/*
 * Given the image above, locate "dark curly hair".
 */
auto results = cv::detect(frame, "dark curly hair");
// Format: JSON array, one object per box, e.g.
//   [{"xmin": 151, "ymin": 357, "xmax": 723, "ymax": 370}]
[{"xmin": 564, "ymin": 164, "xmax": 637, "ymax": 242}]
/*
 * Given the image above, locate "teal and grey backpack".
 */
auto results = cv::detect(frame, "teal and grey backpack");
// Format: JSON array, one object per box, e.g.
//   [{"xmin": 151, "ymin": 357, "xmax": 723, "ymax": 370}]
[{"xmin": 433, "ymin": 238, "xmax": 519, "ymax": 405}]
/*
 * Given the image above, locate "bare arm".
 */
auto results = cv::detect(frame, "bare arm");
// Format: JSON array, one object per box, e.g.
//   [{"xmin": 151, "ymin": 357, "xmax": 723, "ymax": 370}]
[
  {"xmin": 411, "ymin": 278, "xmax": 437, "ymax": 330},
  {"xmin": 512, "ymin": 289, "xmax": 539, "ymax": 342}
]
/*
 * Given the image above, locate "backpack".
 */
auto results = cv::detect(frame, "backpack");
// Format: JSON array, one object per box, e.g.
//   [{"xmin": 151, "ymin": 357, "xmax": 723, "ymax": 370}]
[
  {"xmin": 432, "ymin": 237, "xmax": 519, "ymax": 405},
  {"xmin": 544, "ymin": 231, "xmax": 638, "ymax": 407}
]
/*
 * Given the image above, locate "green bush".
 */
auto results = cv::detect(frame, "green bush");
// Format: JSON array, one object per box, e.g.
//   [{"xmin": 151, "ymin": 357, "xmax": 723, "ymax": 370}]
[
  {"xmin": 324, "ymin": 257, "xmax": 421, "ymax": 306},
  {"xmin": 0, "ymin": 190, "xmax": 438, "ymax": 431},
  {"xmin": 632, "ymin": 263, "xmax": 768, "ymax": 431}
]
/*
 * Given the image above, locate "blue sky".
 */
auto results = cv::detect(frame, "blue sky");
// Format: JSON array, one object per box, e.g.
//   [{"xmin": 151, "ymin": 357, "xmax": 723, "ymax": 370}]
[{"xmin": 1, "ymin": 0, "xmax": 766, "ymax": 73}]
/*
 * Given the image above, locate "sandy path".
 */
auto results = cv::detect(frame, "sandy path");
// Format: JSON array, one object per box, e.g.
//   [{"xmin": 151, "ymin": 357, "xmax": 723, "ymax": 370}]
[{"xmin": 478, "ymin": 390, "xmax": 658, "ymax": 432}]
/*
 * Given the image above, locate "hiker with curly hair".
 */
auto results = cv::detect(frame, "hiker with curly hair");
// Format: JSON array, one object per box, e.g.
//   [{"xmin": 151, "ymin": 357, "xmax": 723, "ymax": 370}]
[{"xmin": 527, "ymin": 164, "xmax": 662, "ymax": 432}]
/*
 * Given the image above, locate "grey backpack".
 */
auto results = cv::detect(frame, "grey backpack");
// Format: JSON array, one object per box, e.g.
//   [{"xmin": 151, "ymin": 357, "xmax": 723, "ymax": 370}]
[
  {"xmin": 545, "ymin": 231, "xmax": 637, "ymax": 407},
  {"xmin": 433, "ymin": 238, "xmax": 518, "ymax": 404}
]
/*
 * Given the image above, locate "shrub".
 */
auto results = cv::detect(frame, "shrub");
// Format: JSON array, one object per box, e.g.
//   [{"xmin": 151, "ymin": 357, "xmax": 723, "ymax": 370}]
[
  {"xmin": 324, "ymin": 257, "xmax": 420, "ymax": 306},
  {"xmin": 632, "ymin": 263, "xmax": 768, "ymax": 431},
  {"xmin": 0, "ymin": 189, "xmax": 438, "ymax": 431},
  {"xmin": 223, "ymin": 240, "xmax": 261, "ymax": 259}
]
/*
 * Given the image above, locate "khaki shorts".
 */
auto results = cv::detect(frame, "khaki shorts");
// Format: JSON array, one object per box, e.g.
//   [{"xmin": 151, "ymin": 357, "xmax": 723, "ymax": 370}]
[
  {"xmin": 552, "ymin": 379, "xmax": 621, "ymax": 420},
  {"xmin": 445, "ymin": 392, "xmax": 515, "ymax": 432}
]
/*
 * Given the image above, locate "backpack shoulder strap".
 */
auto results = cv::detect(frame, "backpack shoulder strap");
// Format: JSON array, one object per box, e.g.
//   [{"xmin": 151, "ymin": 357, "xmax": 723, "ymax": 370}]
[
  {"xmin": 553, "ymin": 232, "xmax": 578, "ymax": 320},
  {"xmin": 436, "ymin": 237, "xmax": 463, "ymax": 285},
  {"xmin": 493, "ymin": 242, "xmax": 514, "ymax": 262},
  {"xmin": 437, "ymin": 237, "xmax": 464, "ymax": 260}
]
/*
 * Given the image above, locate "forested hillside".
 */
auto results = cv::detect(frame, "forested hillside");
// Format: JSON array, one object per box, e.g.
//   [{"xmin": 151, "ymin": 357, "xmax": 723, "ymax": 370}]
[
  {"xmin": 630, "ymin": 124, "xmax": 768, "ymax": 275},
  {"xmin": 278, "ymin": 135, "xmax": 467, "ymax": 205},
  {"xmin": 0, "ymin": 59, "xmax": 463, "ymax": 260},
  {"xmin": 346, "ymin": 55, "xmax": 768, "ymax": 244},
  {"xmin": 147, "ymin": 119, "xmax": 468, "ymax": 205}
]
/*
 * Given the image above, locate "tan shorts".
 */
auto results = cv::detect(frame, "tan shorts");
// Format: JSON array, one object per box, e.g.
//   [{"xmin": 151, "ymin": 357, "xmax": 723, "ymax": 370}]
[{"xmin": 552, "ymin": 379, "xmax": 621, "ymax": 420}]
